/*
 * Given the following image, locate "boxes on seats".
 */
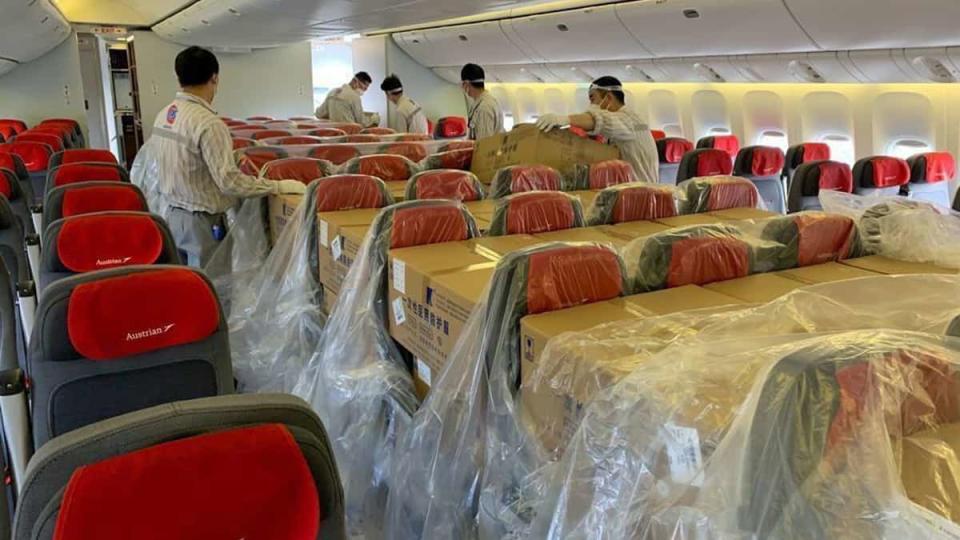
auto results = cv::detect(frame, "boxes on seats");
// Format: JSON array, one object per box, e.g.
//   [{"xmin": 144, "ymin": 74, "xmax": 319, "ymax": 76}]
[
  {"xmin": 316, "ymin": 208, "xmax": 380, "ymax": 298},
  {"xmin": 268, "ymin": 193, "xmax": 304, "ymax": 244},
  {"xmin": 471, "ymin": 124, "xmax": 620, "ymax": 183},
  {"xmin": 841, "ymin": 255, "xmax": 959, "ymax": 276}
]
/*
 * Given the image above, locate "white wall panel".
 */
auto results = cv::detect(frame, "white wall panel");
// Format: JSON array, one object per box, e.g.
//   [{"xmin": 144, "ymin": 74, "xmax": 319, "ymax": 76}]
[{"xmin": 0, "ymin": 35, "xmax": 86, "ymax": 133}]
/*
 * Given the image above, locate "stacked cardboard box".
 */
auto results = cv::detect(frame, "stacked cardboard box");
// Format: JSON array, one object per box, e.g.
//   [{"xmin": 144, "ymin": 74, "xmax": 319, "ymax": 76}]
[{"xmin": 315, "ymin": 208, "xmax": 381, "ymax": 308}]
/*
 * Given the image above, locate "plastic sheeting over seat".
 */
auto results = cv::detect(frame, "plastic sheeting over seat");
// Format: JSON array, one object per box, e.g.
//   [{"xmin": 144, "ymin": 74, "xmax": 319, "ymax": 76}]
[
  {"xmin": 260, "ymin": 157, "xmax": 335, "ymax": 184},
  {"xmin": 587, "ymin": 183, "xmax": 680, "ymax": 225},
  {"xmin": 405, "ymin": 169, "xmax": 484, "ymax": 202},
  {"xmin": 678, "ymin": 175, "xmax": 761, "ymax": 213},
  {"xmin": 759, "ymin": 212, "xmax": 863, "ymax": 270},
  {"xmin": 906, "ymin": 151, "xmax": 955, "ymax": 207},
  {"xmin": 340, "ymin": 154, "xmax": 420, "ymax": 182},
  {"xmin": 487, "ymin": 191, "xmax": 585, "ymax": 236},
  {"xmin": 787, "ymin": 160, "xmax": 853, "ymax": 212},
  {"xmin": 676, "ymin": 148, "xmax": 733, "ymax": 183},
  {"xmin": 490, "ymin": 164, "xmax": 564, "ymax": 198}
]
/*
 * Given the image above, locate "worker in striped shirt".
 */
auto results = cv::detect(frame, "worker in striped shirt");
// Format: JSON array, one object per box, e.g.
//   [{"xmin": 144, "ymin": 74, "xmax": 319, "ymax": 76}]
[
  {"xmin": 151, "ymin": 46, "xmax": 305, "ymax": 267},
  {"xmin": 380, "ymin": 74, "xmax": 429, "ymax": 134}
]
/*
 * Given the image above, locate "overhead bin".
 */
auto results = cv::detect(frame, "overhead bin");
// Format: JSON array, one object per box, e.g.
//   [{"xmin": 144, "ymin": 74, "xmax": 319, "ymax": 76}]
[
  {"xmin": 615, "ymin": 0, "xmax": 816, "ymax": 57},
  {"xmin": 394, "ymin": 21, "xmax": 532, "ymax": 67},
  {"xmin": 0, "ymin": 60, "xmax": 16, "ymax": 78},
  {"xmin": 484, "ymin": 64, "xmax": 562, "ymax": 84},
  {"xmin": 841, "ymin": 50, "xmax": 914, "ymax": 83},
  {"xmin": 576, "ymin": 61, "xmax": 666, "ymax": 83},
  {"xmin": 784, "ymin": 0, "xmax": 960, "ymax": 50},
  {"xmin": 0, "ymin": 0, "xmax": 70, "ymax": 63},
  {"xmin": 502, "ymin": 5, "xmax": 651, "ymax": 63}
]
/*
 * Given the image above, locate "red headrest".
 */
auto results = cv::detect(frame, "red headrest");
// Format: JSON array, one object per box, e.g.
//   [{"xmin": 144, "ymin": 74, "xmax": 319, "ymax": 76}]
[
  {"xmin": 432, "ymin": 148, "xmax": 473, "ymax": 170},
  {"xmin": 237, "ymin": 148, "xmax": 287, "ymax": 174},
  {"xmin": 308, "ymin": 128, "xmax": 348, "ymax": 137},
  {"xmin": 0, "ymin": 119, "xmax": 27, "ymax": 134},
  {"xmin": 272, "ymin": 136, "xmax": 325, "ymax": 145},
  {"xmin": 650, "ymin": 129, "xmax": 666, "ymax": 141},
  {"xmin": 0, "ymin": 126, "xmax": 13, "ymax": 141},
  {"xmin": 362, "ymin": 127, "xmax": 396, "ymax": 135},
  {"xmin": 324, "ymin": 123, "xmax": 363, "ymax": 135},
  {"xmin": 657, "ymin": 138, "xmax": 694, "ymax": 164},
  {"xmin": 589, "ymin": 160, "xmax": 636, "ymax": 189},
  {"xmin": 0, "ymin": 153, "xmax": 26, "ymax": 179},
  {"xmin": 0, "ymin": 173, "xmax": 12, "ymax": 199},
  {"xmin": 909, "ymin": 152, "xmax": 956, "ymax": 184},
  {"xmin": 792, "ymin": 213, "xmax": 856, "ymax": 267},
  {"xmin": 246, "ymin": 116, "xmax": 274, "ymax": 121},
  {"xmin": 58, "ymin": 149, "xmax": 117, "ymax": 166},
  {"xmin": 437, "ymin": 117, "xmax": 468, "ymax": 138},
  {"xmin": 264, "ymin": 120, "xmax": 295, "ymax": 128},
  {"xmin": 231, "ymin": 137, "xmax": 256, "ymax": 150},
  {"xmin": 33, "ymin": 125, "xmax": 74, "ymax": 139},
  {"xmin": 526, "ymin": 246, "xmax": 623, "ymax": 314},
  {"xmin": 230, "ymin": 124, "xmax": 267, "ymax": 132},
  {"xmin": 308, "ymin": 145, "xmax": 359, "ymax": 165},
  {"xmin": 698, "ymin": 134, "xmax": 740, "ymax": 158},
  {"xmin": 668, "ymin": 236, "xmax": 750, "ymax": 288},
  {"xmin": 854, "ymin": 156, "xmax": 911, "ymax": 188},
  {"xmin": 41, "ymin": 118, "xmax": 79, "ymax": 129},
  {"xmin": 357, "ymin": 155, "xmax": 414, "ymax": 182},
  {"xmin": 57, "ymin": 214, "xmax": 165, "ymax": 273},
  {"xmin": 53, "ymin": 164, "xmax": 123, "ymax": 187},
  {"xmin": 738, "ymin": 146, "xmax": 785, "ymax": 177},
  {"xmin": 390, "ymin": 205, "xmax": 470, "ymax": 249},
  {"xmin": 612, "ymin": 185, "xmax": 678, "ymax": 223},
  {"xmin": 0, "ymin": 142, "xmax": 52, "ymax": 172},
  {"xmin": 315, "ymin": 175, "xmax": 386, "ymax": 212},
  {"xmin": 384, "ymin": 142, "xmax": 427, "ymax": 163},
  {"xmin": 61, "ymin": 185, "xmax": 146, "ymax": 218},
  {"xmin": 345, "ymin": 134, "xmax": 381, "ymax": 143},
  {"xmin": 223, "ymin": 119, "xmax": 247, "ymax": 127},
  {"xmin": 442, "ymin": 140, "xmax": 474, "ymax": 152},
  {"xmin": 250, "ymin": 130, "xmax": 292, "ymax": 141},
  {"xmin": 704, "ymin": 177, "xmax": 760, "ymax": 211},
  {"xmin": 818, "ymin": 161, "xmax": 854, "ymax": 193},
  {"xmin": 67, "ymin": 269, "xmax": 220, "ymax": 360},
  {"xmin": 509, "ymin": 165, "xmax": 562, "ymax": 194},
  {"xmin": 397, "ymin": 134, "xmax": 433, "ymax": 142},
  {"xmin": 802, "ymin": 143, "xmax": 831, "ymax": 163},
  {"xmin": 695, "ymin": 149, "xmax": 734, "ymax": 177},
  {"xmin": 506, "ymin": 192, "xmax": 577, "ymax": 235},
  {"xmin": 17, "ymin": 132, "xmax": 63, "ymax": 152},
  {"xmin": 261, "ymin": 158, "xmax": 328, "ymax": 184},
  {"xmin": 54, "ymin": 424, "xmax": 319, "ymax": 540},
  {"xmin": 414, "ymin": 170, "xmax": 481, "ymax": 202}
]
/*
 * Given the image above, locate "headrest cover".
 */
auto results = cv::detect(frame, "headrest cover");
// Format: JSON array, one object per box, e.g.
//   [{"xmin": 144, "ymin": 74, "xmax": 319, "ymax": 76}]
[
  {"xmin": 390, "ymin": 205, "xmax": 470, "ymax": 249},
  {"xmin": 308, "ymin": 144, "xmax": 360, "ymax": 165},
  {"xmin": 909, "ymin": 152, "xmax": 956, "ymax": 184},
  {"xmin": 668, "ymin": 236, "xmax": 750, "ymax": 288},
  {"xmin": 793, "ymin": 213, "xmax": 856, "ymax": 267},
  {"xmin": 261, "ymin": 158, "xmax": 329, "ymax": 183},
  {"xmin": 363, "ymin": 127, "xmax": 396, "ymax": 135},
  {"xmin": 53, "ymin": 424, "xmax": 320, "ymax": 540},
  {"xmin": 801, "ymin": 143, "xmax": 830, "ymax": 164},
  {"xmin": 0, "ymin": 142, "xmax": 51, "ymax": 172},
  {"xmin": 237, "ymin": 147, "xmax": 287, "ymax": 174},
  {"xmin": 231, "ymin": 138, "xmax": 256, "ymax": 150},
  {"xmin": 657, "ymin": 138, "xmax": 694, "ymax": 164},
  {"xmin": 384, "ymin": 142, "xmax": 427, "ymax": 163},
  {"xmin": 694, "ymin": 149, "xmax": 734, "ymax": 177},
  {"xmin": 345, "ymin": 134, "xmax": 381, "ymax": 143},
  {"xmin": 817, "ymin": 161, "xmax": 854, "ymax": 193},
  {"xmin": 650, "ymin": 129, "xmax": 666, "ymax": 141},
  {"xmin": 612, "ymin": 185, "xmax": 678, "ymax": 223},
  {"xmin": 325, "ymin": 123, "xmax": 363, "ymax": 135},
  {"xmin": 308, "ymin": 128, "xmax": 348, "ymax": 137},
  {"xmin": 57, "ymin": 215, "xmax": 165, "ymax": 273},
  {"xmin": 315, "ymin": 175, "xmax": 386, "ymax": 212},
  {"xmin": 53, "ymin": 164, "xmax": 123, "ymax": 187},
  {"xmin": 356, "ymin": 154, "xmax": 414, "ymax": 182},
  {"xmin": 16, "ymin": 133, "xmax": 63, "ymax": 151},
  {"xmin": 704, "ymin": 176, "xmax": 760, "ymax": 211},
  {"xmin": 438, "ymin": 117, "xmax": 468, "ymax": 138},
  {"xmin": 273, "ymin": 136, "xmax": 325, "ymax": 145},
  {"xmin": 738, "ymin": 146, "xmax": 785, "ymax": 177},
  {"xmin": 431, "ymin": 148, "xmax": 473, "ymax": 170},
  {"xmin": 589, "ymin": 160, "xmax": 637, "ymax": 189},
  {"xmin": 699, "ymin": 134, "xmax": 740, "ymax": 158},
  {"xmin": 506, "ymin": 192, "xmax": 577, "ymax": 235},
  {"xmin": 526, "ymin": 246, "xmax": 623, "ymax": 314},
  {"xmin": 251, "ymin": 130, "xmax": 292, "ymax": 140},
  {"xmin": 856, "ymin": 156, "xmax": 911, "ymax": 188},
  {"xmin": 61, "ymin": 185, "xmax": 146, "ymax": 218},
  {"xmin": 67, "ymin": 269, "xmax": 220, "ymax": 360},
  {"xmin": 510, "ymin": 165, "xmax": 562, "ymax": 194},
  {"xmin": 397, "ymin": 134, "xmax": 433, "ymax": 142},
  {"xmin": 59, "ymin": 149, "xmax": 117, "ymax": 165},
  {"xmin": 413, "ymin": 170, "xmax": 481, "ymax": 201}
]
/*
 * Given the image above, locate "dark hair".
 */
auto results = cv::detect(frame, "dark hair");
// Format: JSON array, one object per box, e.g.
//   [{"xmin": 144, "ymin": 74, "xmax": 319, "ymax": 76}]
[
  {"xmin": 355, "ymin": 71, "xmax": 372, "ymax": 84},
  {"xmin": 380, "ymin": 74, "xmax": 403, "ymax": 94},
  {"xmin": 591, "ymin": 76, "xmax": 625, "ymax": 104},
  {"xmin": 461, "ymin": 63, "xmax": 485, "ymax": 89},
  {"xmin": 175, "ymin": 46, "xmax": 219, "ymax": 87}
]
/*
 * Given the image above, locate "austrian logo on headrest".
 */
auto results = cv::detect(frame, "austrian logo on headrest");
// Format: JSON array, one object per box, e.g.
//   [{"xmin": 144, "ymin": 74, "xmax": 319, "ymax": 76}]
[
  {"xmin": 96, "ymin": 256, "xmax": 133, "ymax": 267},
  {"xmin": 126, "ymin": 323, "xmax": 175, "ymax": 342},
  {"xmin": 166, "ymin": 105, "xmax": 178, "ymax": 125}
]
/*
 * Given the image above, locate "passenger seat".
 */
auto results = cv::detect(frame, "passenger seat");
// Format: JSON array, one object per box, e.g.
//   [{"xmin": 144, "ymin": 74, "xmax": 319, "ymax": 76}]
[
  {"xmin": 678, "ymin": 176, "xmax": 760, "ymax": 214},
  {"xmin": 490, "ymin": 164, "xmax": 564, "ymax": 198},
  {"xmin": 760, "ymin": 212, "xmax": 862, "ymax": 270},
  {"xmin": 906, "ymin": 151, "xmax": 954, "ymax": 207},
  {"xmin": 697, "ymin": 134, "xmax": 740, "ymax": 160},
  {"xmin": 656, "ymin": 137, "xmax": 693, "ymax": 186},
  {"xmin": 587, "ymin": 183, "xmax": 679, "ymax": 225},
  {"xmin": 572, "ymin": 159, "xmax": 637, "ymax": 190},
  {"xmin": 487, "ymin": 191, "xmax": 584, "ymax": 236},
  {"xmin": 405, "ymin": 169, "xmax": 484, "ymax": 202},
  {"xmin": 42, "ymin": 182, "xmax": 148, "ymax": 232},
  {"xmin": 787, "ymin": 160, "xmax": 853, "ymax": 212},
  {"xmin": 260, "ymin": 157, "xmax": 335, "ymax": 184},
  {"xmin": 676, "ymin": 148, "xmax": 733, "ymax": 184},
  {"xmin": 340, "ymin": 154, "xmax": 419, "ymax": 182},
  {"xmin": 734, "ymin": 145, "xmax": 787, "ymax": 214},
  {"xmin": 783, "ymin": 143, "xmax": 831, "ymax": 190},
  {"xmin": 852, "ymin": 156, "xmax": 910, "ymax": 197}
]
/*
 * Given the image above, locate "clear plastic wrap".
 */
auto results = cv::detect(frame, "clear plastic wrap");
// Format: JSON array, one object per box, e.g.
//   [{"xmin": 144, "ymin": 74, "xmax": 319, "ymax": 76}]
[
  {"xmin": 345, "ymin": 134, "xmax": 384, "ymax": 144},
  {"xmin": 586, "ymin": 182, "xmax": 681, "ymax": 226},
  {"xmin": 530, "ymin": 328, "xmax": 960, "ymax": 539},
  {"xmin": 490, "ymin": 165, "xmax": 566, "ymax": 199},
  {"xmin": 307, "ymin": 127, "xmax": 348, "ymax": 138},
  {"xmin": 340, "ymin": 154, "xmax": 421, "ymax": 182},
  {"xmin": 405, "ymin": 169, "xmax": 485, "ymax": 202},
  {"xmin": 130, "ymin": 136, "xmax": 174, "ymax": 220},
  {"xmin": 384, "ymin": 242, "xmax": 628, "ymax": 540},
  {"xmin": 572, "ymin": 159, "xmax": 638, "ymax": 190},
  {"xmin": 678, "ymin": 175, "xmax": 763, "ymax": 214},
  {"xmin": 308, "ymin": 144, "xmax": 362, "ymax": 165},
  {"xmin": 363, "ymin": 127, "xmax": 397, "ymax": 135},
  {"xmin": 259, "ymin": 135, "xmax": 327, "ymax": 146},
  {"xmin": 231, "ymin": 137, "xmax": 257, "ymax": 150},
  {"xmin": 260, "ymin": 157, "xmax": 336, "ymax": 183},
  {"xmin": 293, "ymin": 199, "xmax": 480, "ymax": 537},
  {"xmin": 420, "ymin": 148, "xmax": 474, "ymax": 171},
  {"xmin": 623, "ymin": 222, "xmax": 785, "ymax": 293},
  {"xmin": 234, "ymin": 146, "xmax": 289, "ymax": 175},
  {"xmin": 487, "ymin": 191, "xmax": 585, "ymax": 236}
]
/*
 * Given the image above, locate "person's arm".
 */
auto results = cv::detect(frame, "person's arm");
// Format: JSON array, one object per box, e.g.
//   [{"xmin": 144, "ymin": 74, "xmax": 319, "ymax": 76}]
[
  {"xmin": 199, "ymin": 121, "xmax": 279, "ymax": 198},
  {"xmin": 576, "ymin": 109, "xmax": 638, "ymax": 140},
  {"xmin": 473, "ymin": 103, "xmax": 499, "ymax": 140},
  {"xmin": 411, "ymin": 111, "xmax": 429, "ymax": 135}
]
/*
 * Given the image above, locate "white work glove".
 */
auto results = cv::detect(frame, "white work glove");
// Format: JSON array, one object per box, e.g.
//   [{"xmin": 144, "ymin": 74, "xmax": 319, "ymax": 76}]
[
  {"xmin": 365, "ymin": 111, "xmax": 381, "ymax": 127},
  {"xmin": 536, "ymin": 113, "xmax": 569, "ymax": 132},
  {"xmin": 276, "ymin": 179, "xmax": 307, "ymax": 195}
]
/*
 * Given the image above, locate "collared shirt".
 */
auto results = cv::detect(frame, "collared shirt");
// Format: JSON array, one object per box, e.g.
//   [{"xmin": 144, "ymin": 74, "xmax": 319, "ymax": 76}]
[
  {"xmin": 587, "ymin": 106, "xmax": 660, "ymax": 183},
  {"xmin": 394, "ymin": 96, "xmax": 429, "ymax": 134},
  {"xmin": 316, "ymin": 84, "xmax": 368, "ymax": 125},
  {"xmin": 150, "ymin": 92, "xmax": 277, "ymax": 213},
  {"xmin": 467, "ymin": 91, "xmax": 505, "ymax": 140}
]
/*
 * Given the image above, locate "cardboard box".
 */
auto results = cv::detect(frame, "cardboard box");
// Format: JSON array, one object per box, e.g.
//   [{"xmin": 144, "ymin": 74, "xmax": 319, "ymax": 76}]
[
  {"xmin": 654, "ymin": 214, "xmax": 725, "ymax": 228},
  {"xmin": 707, "ymin": 207, "xmax": 780, "ymax": 221},
  {"xmin": 600, "ymin": 221, "xmax": 671, "ymax": 243},
  {"xmin": 464, "ymin": 199, "xmax": 497, "ymax": 223},
  {"xmin": 386, "ymin": 181, "xmax": 407, "ymax": 202},
  {"xmin": 267, "ymin": 193, "xmax": 304, "ymax": 244},
  {"xmin": 625, "ymin": 285, "xmax": 745, "ymax": 316},
  {"xmin": 532, "ymin": 226, "xmax": 631, "ymax": 250},
  {"xmin": 704, "ymin": 273, "xmax": 807, "ymax": 304},
  {"xmin": 841, "ymin": 255, "xmax": 959, "ymax": 276},
  {"xmin": 467, "ymin": 234, "xmax": 542, "ymax": 259},
  {"xmin": 471, "ymin": 124, "xmax": 620, "ymax": 183},
  {"xmin": 315, "ymin": 208, "xmax": 380, "ymax": 294},
  {"xmin": 568, "ymin": 190, "xmax": 600, "ymax": 210},
  {"xmin": 776, "ymin": 262, "xmax": 880, "ymax": 285}
]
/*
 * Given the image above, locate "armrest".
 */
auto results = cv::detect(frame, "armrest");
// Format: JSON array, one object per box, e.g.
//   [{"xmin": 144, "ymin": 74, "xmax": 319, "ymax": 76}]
[
  {"xmin": 24, "ymin": 234, "xmax": 39, "ymax": 247},
  {"xmin": 16, "ymin": 281, "xmax": 35, "ymax": 299},
  {"xmin": 0, "ymin": 368, "xmax": 24, "ymax": 396}
]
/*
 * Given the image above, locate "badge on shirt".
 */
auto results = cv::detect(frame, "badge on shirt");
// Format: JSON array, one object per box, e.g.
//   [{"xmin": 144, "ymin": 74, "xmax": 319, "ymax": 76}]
[{"xmin": 166, "ymin": 104, "xmax": 178, "ymax": 124}]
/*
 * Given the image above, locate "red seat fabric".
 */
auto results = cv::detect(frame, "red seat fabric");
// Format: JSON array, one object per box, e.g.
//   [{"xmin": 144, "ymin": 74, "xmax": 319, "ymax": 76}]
[
  {"xmin": 61, "ymin": 184, "xmax": 147, "ymax": 218},
  {"xmin": 707, "ymin": 178, "xmax": 760, "ymax": 211},
  {"xmin": 231, "ymin": 137, "xmax": 257, "ymax": 150},
  {"xmin": 698, "ymin": 134, "xmax": 740, "ymax": 159},
  {"xmin": 230, "ymin": 124, "xmax": 267, "ymax": 132},
  {"xmin": 389, "ymin": 205, "xmax": 471, "ymax": 249},
  {"xmin": 222, "ymin": 119, "xmax": 247, "ymax": 127},
  {"xmin": 56, "ymin": 214, "xmax": 165, "ymax": 273},
  {"xmin": 314, "ymin": 175, "xmax": 389, "ymax": 212},
  {"xmin": 396, "ymin": 134, "xmax": 433, "ymax": 142},
  {"xmin": 424, "ymin": 148, "xmax": 473, "ymax": 171},
  {"xmin": 308, "ymin": 128, "xmax": 348, "ymax": 138},
  {"xmin": 261, "ymin": 158, "xmax": 331, "ymax": 184},
  {"xmin": 908, "ymin": 152, "xmax": 956, "ymax": 184},
  {"xmin": 650, "ymin": 129, "xmax": 666, "ymax": 140},
  {"xmin": 344, "ymin": 134, "xmax": 381, "ymax": 143},
  {"xmin": 53, "ymin": 424, "xmax": 320, "ymax": 540},
  {"xmin": 657, "ymin": 138, "xmax": 694, "ymax": 164},
  {"xmin": 668, "ymin": 236, "xmax": 750, "ymax": 288},
  {"xmin": 410, "ymin": 170, "xmax": 482, "ymax": 201},
  {"xmin": 526, "ymin": 245, "xmax": 624, "ymax": 314},
  {"xmin": 236, "ymin": 147, "xmax": 288, "ymax": 175},
  {"xmin": 611, "ymin": 185, "xmax": 678, "ymax": 223},
  {"xmin": 350, "ymin": 154, "xmax": 417, "ymax": 182},
  {"xmin": 322, "ymin": 123, "xmax": 363, "ymax": 135},
  {"xmin": 18, "ymin": 132, "xmax": 64, "ymax": 152},
  {"xmin": 271, "ymin": 136, "xmax": 326, "ymax": 145},
  {"xmin": 0, "ymin": 142, "xmax": 53, "ymax": 172},
  {"xmin": 381, "ymin": 142, "xmax": 427, "ymax": 163},
  {"xmin": 362, "ymin": 127, "xmax": 396, "ymax": 135},
  {"xmin": 246, "ymin": 116, "xmax": 274, "ymax": 121},
  {"xmin": 0, "ymin": 119, "xmax": 27, "ymax": 134},
  {"xmin": 735, "ymin": 146, "xmax": 786, "ymax": 177},
  {"xmin": 250, "ymin": 129, "xmax": 293, "ymax": 141},
  {"xmin": 441, "ymin": 140, "xmax": 474, "ymax": 153},
  {"xmin": 57, "ymin": 149, "xmax": 118, "ymax": 166},
  {"xmin": 308, "ymin": 145, "xmax": 360, "ymax": 165},
  {"xmin": 505, "ymin": 192, "xmax": 578, "ymax": 235},
  {"xmin": 853, "ymin": 156, "xmax": 911, "ymax": 188},
  {"xmin": 792, "ymin": 213, "xmax": 858, "ymax": 267},
  {"xmin": 508, "ymin": 165, "xmax": 562, "ymax": 194},
  {"xmin": 435, "ymin": 117, "xmax": 467, "ymax": 138},
  {"xmin": 588, "ymin": 160, "xmax": 637, "ymax": 189},
  {"xmin": 52, "ymin": 163, "xmax": 124, "ymax": 187}
]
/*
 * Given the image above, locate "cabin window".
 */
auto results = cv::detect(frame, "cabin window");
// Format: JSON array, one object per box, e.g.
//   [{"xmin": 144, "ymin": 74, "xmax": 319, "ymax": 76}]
[
  {"xmin": 821, "ymin": 134, "xmax": 856, "ymax": 165},
  {"xmin": 692, "ymin": 90, "xmax": 729, "ymax": 140},
  {"xmin": 888, "ymin": 138, "xmax": 931, "ymax": 160},
  {"xmin": 311, "ymin": 41, "xmax": 353, "ymax": 109},
  {"xmin": 503, "ymin": 113, "xmax": 516, "ymax": 131},
  {"xmin": 516, "ymin": 88, "xmax": 540, "ymax": 123},
  {"xmin": 758, "ymin": 130, "xmax": 789, "ymax": 153},
  {"xmin": 662, "ymin": 123, "xmax": 683, "ymax": 137},
  {"xmin": 709, "ymin": 126, "xmax": 731, "ymax": 135},
  {"xmin": 873, "ymin": 92, "xmax": 933, "ymax": 155},
  {"xmin": 649, "ymin": 90, "xmax": 682, "ymax": 137},
  {"xmin": 744, "ymin": 91, "xmax": 786, "ymax": 150}
]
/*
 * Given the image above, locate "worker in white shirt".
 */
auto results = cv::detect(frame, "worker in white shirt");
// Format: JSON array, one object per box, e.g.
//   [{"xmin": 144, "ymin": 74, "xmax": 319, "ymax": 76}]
[
  {"xmin": 315, "ymin": 72, "xmax": 379, "ymax": 127},
  {"xmin": 380, "ymin": 74, "xmax": 429, "ymax": 134},
  {"xmin": 150, "ymin": 46, "xmax": 305, "ymax": 268},
  {"xmin": 536, "ymin": 76, "xmax": 659, "ymax": 183},
  {"xmin": 460, "ymin": 63, "xmax": 504, "ymax": 140}
]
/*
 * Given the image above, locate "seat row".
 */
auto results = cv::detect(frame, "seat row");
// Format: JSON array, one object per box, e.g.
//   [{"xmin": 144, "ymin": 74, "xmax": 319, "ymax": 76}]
[{"xmin": 224, "ymin": 114, "xmax": 467, "ymax": 139}]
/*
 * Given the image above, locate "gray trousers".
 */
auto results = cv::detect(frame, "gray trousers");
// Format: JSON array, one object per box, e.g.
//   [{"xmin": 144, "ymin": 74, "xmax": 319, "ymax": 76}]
[{"xmin": 167, "ymin": 207, "xmax": 228, "ymax": 268}]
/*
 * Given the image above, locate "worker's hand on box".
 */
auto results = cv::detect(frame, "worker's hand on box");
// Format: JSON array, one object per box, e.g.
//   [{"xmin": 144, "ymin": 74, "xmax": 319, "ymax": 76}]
[
  {"xmin": 277, "ymin": 179, "xmax": 307, "ymax": 194},
  {"xmin": 536, "ymin": 113, "xmax": 568, "ymax": 132},
  {"xmin": 365, "ymin": 112, "xmax": 381, "ymax": 127}
]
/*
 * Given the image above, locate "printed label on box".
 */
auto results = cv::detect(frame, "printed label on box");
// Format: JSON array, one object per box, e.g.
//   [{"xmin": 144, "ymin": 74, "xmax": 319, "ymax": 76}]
[
  {"xmin": 663, "ymin": 423, "xmax": 703, "ymax": 485},
  {"xmin": 331, "ymin": 235, "xmax": 342, "ymax": 261},
  {"xmin": 416, "ymin": 357, "xmax": 432, "ymax": 387},
  {"xmin": 392, "ymin": 297, "xmax": 406, "ymax": 326},
  {"xmin": 393, "ymin": 259, "xmax": 406, "ymax": 294},
  {"xmin": 319, "ymin": 220, "xmax": 329, "ymax": 247}
]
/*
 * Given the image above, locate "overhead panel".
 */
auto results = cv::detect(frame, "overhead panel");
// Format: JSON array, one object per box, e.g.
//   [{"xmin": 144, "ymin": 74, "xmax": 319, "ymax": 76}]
[
  {"xmin": 616, "ymin": 0, "xmax": 816, "ymax": 57},
  {"xmin": 0, "ymin": 0, "xmax": 70, "ymax": 63},
  {"xmin": 577, "ymin": 60, "xmax": 666, "ymax": 83},
  {"xmin": 419, "ymin": 21, "xmax": 532, "ymax": 67},
  {"xmin": 52, "ymin": 0, "xmax": 191, "ymax": 26},
  {"xmin": 502, "ymin": 5, "xmax": 650, "ymax": 63},
  {"xmin": 842, "ymin": 50, "xmax": 914, "ymax": 83},
  {"xmin": 784, "ymin": 0, "xmax": 960, "ymax": 50},
  {"xmin": 0, "ymin": 59, "xmax": 15, "ymax": 78},
  {"xmin": 431, "ymin": 67, "xmax": 462, "ymax": 84},
  {"xmin": 901, "ymin": 48, "xmax": 960, "ymax": 83}
]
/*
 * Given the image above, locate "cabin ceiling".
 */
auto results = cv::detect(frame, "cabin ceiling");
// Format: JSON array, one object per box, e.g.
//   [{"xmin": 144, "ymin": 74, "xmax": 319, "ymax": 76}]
[{"xmin": 50, "ymin": 0, "xmax": 192, "ymax": 26}]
